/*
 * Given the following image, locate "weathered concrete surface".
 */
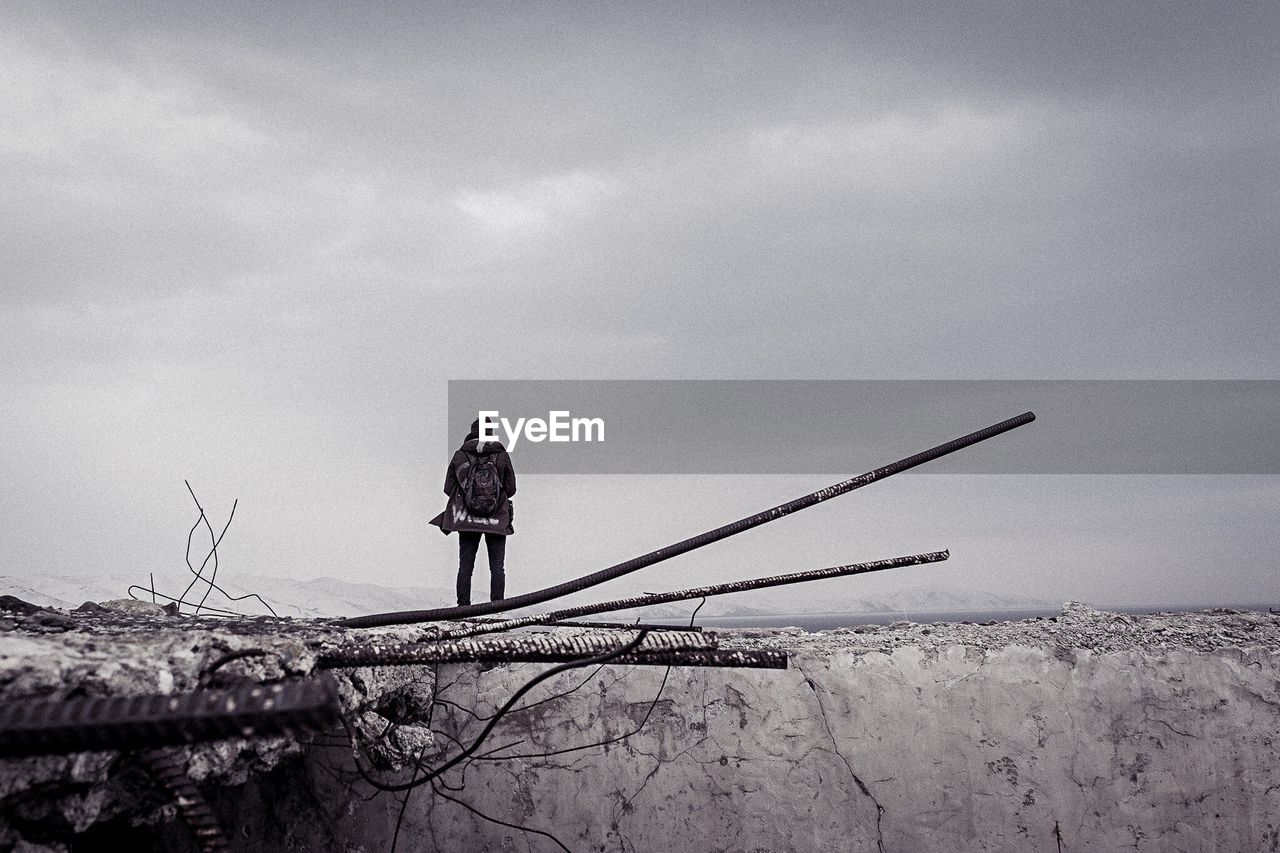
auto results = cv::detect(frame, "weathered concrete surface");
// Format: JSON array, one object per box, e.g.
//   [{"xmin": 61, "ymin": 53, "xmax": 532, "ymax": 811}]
[
  {"xmin": 0, "ymin": 606, "xmax": 436, "ymax": 851},
  {"xmin": 306, "ymin": 605, "xmax": 1280, "ymax": 853},
  {"xmin": 3, "ymin": 603, "xmax": 1280, "ymax": 851}
]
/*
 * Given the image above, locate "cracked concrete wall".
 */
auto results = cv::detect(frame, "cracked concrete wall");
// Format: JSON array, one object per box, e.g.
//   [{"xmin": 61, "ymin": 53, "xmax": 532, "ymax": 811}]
[
  {"xmin": 6, "ymin": 607, "xmax": 1280, "ymax": 851},
  {"xmin": 325, "ymin": 639, "xmax": 1280, "ymax": 852},
  {"xmin": 0, "ymin": 610, "xmax": 438, "ymax": 852}
]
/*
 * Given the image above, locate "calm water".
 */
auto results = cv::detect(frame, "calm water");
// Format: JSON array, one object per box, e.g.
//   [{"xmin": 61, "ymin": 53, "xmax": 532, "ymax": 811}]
[{"xmin": 646, "ymin": 603, "xmax": 1276, "ymax": 633}]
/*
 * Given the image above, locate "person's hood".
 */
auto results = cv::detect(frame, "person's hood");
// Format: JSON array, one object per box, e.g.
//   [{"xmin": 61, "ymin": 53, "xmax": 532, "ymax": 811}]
[{"xmin": 461, "ymin": 437, "xmax": 506, "ymax": 455}]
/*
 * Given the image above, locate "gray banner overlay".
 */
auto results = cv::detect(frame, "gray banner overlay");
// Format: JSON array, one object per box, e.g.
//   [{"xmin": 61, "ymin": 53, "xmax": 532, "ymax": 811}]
[{"xmin": 446, "ymin": 381, "xmax": 1280, "ymax": 474}]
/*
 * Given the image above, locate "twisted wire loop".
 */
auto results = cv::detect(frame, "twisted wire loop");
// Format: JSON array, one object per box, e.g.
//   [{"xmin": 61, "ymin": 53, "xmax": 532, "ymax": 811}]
[
  {"xmin": 442, "ymin": 549, "xmax": 950, "ymax": 641},
  {"xmin": 0, "ymin": 676, "xmax": 341, "ymax": 758},
  {"xmin": 341, "ymin": 412, "xmax": 1033, "ymax": 628},
  {"xmin": 140, "ymin": 749, "xmax": 231, "ymax": 853},
  {"xmin": 317, "ymin": 630, "xmax": 715, "ymax": 670}
]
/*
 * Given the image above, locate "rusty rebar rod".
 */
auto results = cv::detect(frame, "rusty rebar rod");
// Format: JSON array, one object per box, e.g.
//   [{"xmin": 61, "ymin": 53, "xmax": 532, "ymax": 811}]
[
  {"xmin": 0, "ymin": 677, "xmax": 340, "ymax": 758},
  {"xmin": 601, "ymin": 649, "xmax": 788, "ymax": 669},
  {"xmin": 322, "ymin": 646, "xmax": 784, "ymax": 670},
  {"xmin": 341, "ymin": 412, "xmax": 1032, "ymax": 628},
  {"xmin": 472, "ymin": 617, "xmax": 705, "ymax": 632},
  {"xmin": 141, "ymin": 749, "xmax": 231, "ymax": 853},
  {"xmin": 439, "ymin": 549, "xmax": 948, "ymax": 640},
  {"xmin": 318, "ymin": 630, "xmax": 714, "ymax": 669}
]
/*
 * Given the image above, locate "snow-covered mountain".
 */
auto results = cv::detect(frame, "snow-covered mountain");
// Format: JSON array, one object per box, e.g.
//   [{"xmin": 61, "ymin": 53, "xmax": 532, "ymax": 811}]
[
  {"xmin": 0, "ymin": 572, "xmax": 452, "ymax": 619},
  {"xmin": 571, "ymin": 582, "xmax": 1057, "ymax": 621},
  {"xmin": 2, "ymin": 572, "xmax": 1050, "ymax": 620},
  {"xmin": 740, "ymin": 582, "xmax": 1056, "ymax": 616}
]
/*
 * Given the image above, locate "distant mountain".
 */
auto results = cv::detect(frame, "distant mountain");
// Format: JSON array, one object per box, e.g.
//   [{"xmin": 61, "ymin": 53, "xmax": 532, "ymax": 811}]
[
  {"xmin": 0, "ymin": 572, "xmax": 452, "ymax": 619},
  {"xmin": 2, "ymin": 572, "xmax": 1050, "ymax": 621},
  {"xmin": 210, "ymin": 575, "xmax": 454, "ymax": 619},
  {"xmin": 522, "ymin": 582, "xmax": 1056, "ymax": 622},
  {"xmin": 0, "ymin": 574, "xmax": 130, "ymax": 611},
  {"xmin": 752, "ymin": 582, "xmax": 1057, "ymax": 616}
]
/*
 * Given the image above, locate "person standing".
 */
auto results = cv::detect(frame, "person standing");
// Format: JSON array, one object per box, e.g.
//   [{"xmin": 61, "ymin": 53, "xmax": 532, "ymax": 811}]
[{"xmin": 429, "ymin": 417, "xmax": 516, "ymax": 606}]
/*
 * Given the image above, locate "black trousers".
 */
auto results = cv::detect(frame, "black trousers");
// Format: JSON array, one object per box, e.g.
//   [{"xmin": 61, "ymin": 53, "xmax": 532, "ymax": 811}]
[{"xmin": 457, "ymin": 531, "xmax": 506, "ymax": 606}]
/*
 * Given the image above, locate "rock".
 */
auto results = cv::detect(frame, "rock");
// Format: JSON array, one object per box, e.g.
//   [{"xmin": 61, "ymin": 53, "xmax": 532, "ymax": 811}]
[
  {"xmin": 19, "ymin": 612, "xmax": 74, "ymax": 633},
  {"xmin": 1060, "ymin": 601, "xmax": 1103, "ymax": 619},
  {"xmin": 74, "ymin": 601, "xmax": 105, "ymax": 613},
  {"xmin": 98, "ymin": 599, "xmax": 168, "ymax": 616},
  {"xmin": 0, "ymin": 595, "xmax": 43, "ymax": 615}
]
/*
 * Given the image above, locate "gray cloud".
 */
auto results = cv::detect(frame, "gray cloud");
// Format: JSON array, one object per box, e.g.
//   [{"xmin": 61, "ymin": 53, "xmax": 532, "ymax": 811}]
[{"xmin": 1, "ymin": 3, "xmax": 1277, "ymax": 606}]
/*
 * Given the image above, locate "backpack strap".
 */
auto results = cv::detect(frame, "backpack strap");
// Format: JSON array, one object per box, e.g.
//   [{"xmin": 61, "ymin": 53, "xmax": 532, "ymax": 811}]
[{"xmin": 458, "ymin": 448, "xmax": 478, "ymax": 484}]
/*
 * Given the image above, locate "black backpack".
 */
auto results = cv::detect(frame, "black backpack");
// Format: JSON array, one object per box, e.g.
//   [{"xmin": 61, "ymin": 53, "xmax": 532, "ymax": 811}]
[{"xmin": 460, "ymin": 450, "xmax": 503, "ymax": 516}]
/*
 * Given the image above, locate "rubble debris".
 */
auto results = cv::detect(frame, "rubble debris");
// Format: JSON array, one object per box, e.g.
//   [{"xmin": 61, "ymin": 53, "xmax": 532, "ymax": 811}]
[
  {"xmin": 98, "ymin": 600, "xmax": 170, "ymax": 616},
  {"xmin": 0, "ymin": 597, "xmax": 42, "ymax": 616},
  {"xmin": 1, "ymin": 602, "xmax": 1276, "ymax": 850}
]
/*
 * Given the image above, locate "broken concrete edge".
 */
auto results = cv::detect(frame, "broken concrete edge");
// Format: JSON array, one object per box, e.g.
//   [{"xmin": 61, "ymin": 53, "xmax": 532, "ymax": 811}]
[{"xmin": 1, "ymin": 601, "xmax": 1278, "ymax": 850}]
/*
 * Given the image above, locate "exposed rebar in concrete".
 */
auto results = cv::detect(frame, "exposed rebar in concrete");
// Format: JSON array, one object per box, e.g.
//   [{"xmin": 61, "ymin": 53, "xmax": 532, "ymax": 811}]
[
  {"xmin": 0, "ymin": 676, "xmax": 341, "ymax": 758},
  {"xmin": 599, "ymin": 649, "xmax": 788, "ymax": 669},
  {"xmin": 140, "ymin": 748, "xmax": 231, "ymax": 853},
  {"xmin": 472, "ymin": 617, "xmax": 707, "ymax": 632},
  {"xmin": 318, "ymin": 630, "xmax": 715, "ymax": 669}
]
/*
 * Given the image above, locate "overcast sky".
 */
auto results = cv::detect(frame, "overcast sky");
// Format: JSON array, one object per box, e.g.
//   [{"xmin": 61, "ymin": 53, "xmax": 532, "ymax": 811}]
[{"xmin": 2, "ymin": 3, "xmax": 1278, "ymax": 611}]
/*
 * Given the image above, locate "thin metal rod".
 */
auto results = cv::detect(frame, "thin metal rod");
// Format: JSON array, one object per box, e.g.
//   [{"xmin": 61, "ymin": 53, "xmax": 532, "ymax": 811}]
[
  {"xmin": 126, "ymin": 586, "xmax": 241, "ymax": 617},
  {"xmin": 341, "ymin": 412, "xmax": 1032, "ymax": 628},
  {"xmin": 440, "ymin": 549, "xmax": 948, "ymax": 640}
]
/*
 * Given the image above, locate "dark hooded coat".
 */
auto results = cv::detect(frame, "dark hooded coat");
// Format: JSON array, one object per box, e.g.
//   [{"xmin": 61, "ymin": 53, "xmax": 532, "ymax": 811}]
[{"xmin": 429, "ymin": 431, "xmax": 517, "ymax": 536}]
